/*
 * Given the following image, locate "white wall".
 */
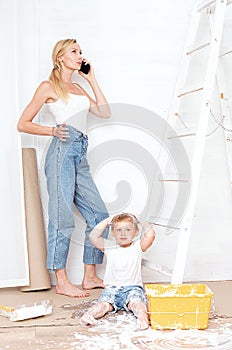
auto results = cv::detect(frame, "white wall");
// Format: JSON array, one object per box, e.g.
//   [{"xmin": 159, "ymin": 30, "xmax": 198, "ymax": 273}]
[
  {"xmin": 0, "ymin": 0, "xmax": 29, "ymax": 287},
  {"xmin": 15, "ymin": 0, "xmax": 232, "ymax": 284}
]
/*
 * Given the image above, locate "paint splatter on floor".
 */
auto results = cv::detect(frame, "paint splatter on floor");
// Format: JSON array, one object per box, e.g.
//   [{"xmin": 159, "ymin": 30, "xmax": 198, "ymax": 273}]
[
  {"xmin": 70, "ymin": 300, "xmax": 232, "ymax": 350},
  {"xmin": 130, "ymin": 321, "xmax": 232, "ymax": 350},
  {"xmin": 72, "ymin": 320, "xmax": 232, "ymax": 350},
  {"xmin": 1, "ymin": 300, "xmax": 232, "ymax": 349}
]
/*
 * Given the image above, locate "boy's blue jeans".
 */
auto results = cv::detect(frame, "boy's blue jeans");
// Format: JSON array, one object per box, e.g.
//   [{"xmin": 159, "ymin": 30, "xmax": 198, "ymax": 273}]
[
  {"xmin": 98, "ymin": 285, "xmax": 147, "ymax": 312},
  {"xmin": 44, "ymin": 125, "xmax": 108, "ymax": 271}
]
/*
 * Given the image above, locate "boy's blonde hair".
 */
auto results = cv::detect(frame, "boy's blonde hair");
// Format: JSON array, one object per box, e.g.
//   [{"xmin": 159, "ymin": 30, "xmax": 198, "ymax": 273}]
[
  {"xmin": 49, "ymin": 38, "xmax": 77, "ymax": 102},
  {"xmin": 110, "ymin": 213, "xmax": 139, "ymax": 230}
]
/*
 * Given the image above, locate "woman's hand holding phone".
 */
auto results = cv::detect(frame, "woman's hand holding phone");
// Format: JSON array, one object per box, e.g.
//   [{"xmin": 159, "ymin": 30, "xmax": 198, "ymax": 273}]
[{"xmin": 79, "ymin": 60, "xmax": 91, "ymax": 75}]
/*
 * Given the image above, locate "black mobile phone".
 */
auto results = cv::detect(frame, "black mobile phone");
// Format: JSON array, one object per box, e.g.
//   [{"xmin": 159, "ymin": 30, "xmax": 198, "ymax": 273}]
[{"xmin": 80, "ymin": 61, "xmax": 90, "ymax": 74}]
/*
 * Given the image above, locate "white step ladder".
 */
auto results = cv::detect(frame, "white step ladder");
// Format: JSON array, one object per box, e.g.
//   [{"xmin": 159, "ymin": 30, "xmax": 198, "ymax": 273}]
[{"xmin": 168, "ymin": 0, "xmax": 231, "ymax": 284}]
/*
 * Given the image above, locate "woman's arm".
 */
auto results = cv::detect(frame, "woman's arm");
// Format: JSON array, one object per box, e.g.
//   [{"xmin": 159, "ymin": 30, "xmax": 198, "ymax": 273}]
[
  {"xmin": 139, "ymin": 220, "xmax": 156, "ymax": 252},
  {"xmin": 89, "ymin": 217, "xmax": 111, "ymax": 251},
  {"xmin": 17, "ymin": 81, "xmax": 69, "ymax": 140},
  {"xmin": 17, "ymin": 81, "xmax": 54, "ymax": 135},
  {"xmin": 78, "ymin": 61, "xmax": 111, "ymax": 119}
]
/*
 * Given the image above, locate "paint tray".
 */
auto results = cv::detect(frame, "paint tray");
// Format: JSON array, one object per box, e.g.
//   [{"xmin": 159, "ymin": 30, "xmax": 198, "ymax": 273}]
[
  {"xmin": 145, "ymin": 284, "xmax": 213, "ymax": 330},
  {"xmin": 0, "ymin": 299, "xmax": 53, "ymax": 321}
]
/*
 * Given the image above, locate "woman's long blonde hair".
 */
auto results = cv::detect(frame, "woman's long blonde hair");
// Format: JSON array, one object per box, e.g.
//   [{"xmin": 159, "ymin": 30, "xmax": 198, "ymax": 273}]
[{"xmin": 49, "ymin": 39, "xmax": 77, "ymax": 102}]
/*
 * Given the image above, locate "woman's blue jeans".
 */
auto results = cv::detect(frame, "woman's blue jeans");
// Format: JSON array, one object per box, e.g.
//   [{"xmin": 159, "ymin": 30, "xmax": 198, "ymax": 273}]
[{"xmin": 44, "ymin": 125, "xmax": 108, "ymax": 271}]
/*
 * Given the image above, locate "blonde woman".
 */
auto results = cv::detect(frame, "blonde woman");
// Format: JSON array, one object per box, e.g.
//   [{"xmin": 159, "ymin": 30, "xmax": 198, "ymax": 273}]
[{"xmin": 18, "ymin": 39, "xmax": 110, "ymax": 298}]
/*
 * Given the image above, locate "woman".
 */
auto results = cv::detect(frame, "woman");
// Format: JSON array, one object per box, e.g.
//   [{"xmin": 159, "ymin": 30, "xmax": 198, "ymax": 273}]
[{"xmin": 17, "ymin": 38, "xmax": 110, "ymax": 298}]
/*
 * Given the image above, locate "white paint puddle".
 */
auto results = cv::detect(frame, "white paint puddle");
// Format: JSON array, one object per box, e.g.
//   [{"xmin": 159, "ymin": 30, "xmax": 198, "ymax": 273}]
[
  {"xmin": 72, "ymin": 317, "xmax": 232, "ymax": 350},
  {"xmin": 71, "ymin": 301, "xmax": 232, "ymax": 350},
  {"xmin": 1, "ymin": 300, "xmax": 232, "ymax": 349}
]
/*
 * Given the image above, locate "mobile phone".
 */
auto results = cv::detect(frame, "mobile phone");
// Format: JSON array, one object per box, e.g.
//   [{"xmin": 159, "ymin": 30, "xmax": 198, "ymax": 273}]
[{"xmin": 80, "ymin": 61, "xmax": 90, "ymax": 74}]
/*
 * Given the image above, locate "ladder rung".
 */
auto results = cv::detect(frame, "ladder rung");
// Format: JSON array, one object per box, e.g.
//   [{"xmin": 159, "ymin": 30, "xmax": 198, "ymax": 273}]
[
  {"xmin": 167, "ymin": 133, "xmax": 196, "ymax": 139},
  {"xmin": 149, "ymin": 219, "xmax": 180, "ymax": 230},
  {"xmin": 197, "ymin": 0, "xmax": 232, "ymax": 12},
  {"xmin": 197, "ymin": 0, "xmax": 217, "ymax": 11},
  {"xmin": 148, "ymin": 222, "xmax": 180, "ymax": 230},
  {"xmin": 219, "ymin": 48, "xmax": 232, "ymax": 57},
  {"xmin": 186, "ymin": 42, "xmax": 210, "ymax": 55},
  {"xmin": 149, "ymin": 216, "xmax": 182, "ymax": 230},
  {"xmin": 178, "ymin": 86, "xmax": 203, "ymax": 97}
]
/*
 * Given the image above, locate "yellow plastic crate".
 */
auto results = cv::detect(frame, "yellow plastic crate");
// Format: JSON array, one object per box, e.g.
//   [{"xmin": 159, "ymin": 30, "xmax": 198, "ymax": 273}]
[{"xmin": 145, "ymin": 283, "xmax": 213, "ymax": 330}]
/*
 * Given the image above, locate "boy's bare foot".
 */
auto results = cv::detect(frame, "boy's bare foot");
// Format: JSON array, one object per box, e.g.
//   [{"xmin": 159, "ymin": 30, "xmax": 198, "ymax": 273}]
[
  {"xmin": 56, "ymin": 281, "xmax": 90, "ymax": 298},
  {"xmin": 128, "ymin": 300, "xmax": 149, "ymax": 331},
  {"xmin": 135, "ymin": 316, "xmax": 149, "ymax": 331},
  {"xmin": 82, "ymin": 276, "xmax": 104, "ymax": 290},
  {"xmin": 79, "ymin": 311, "xmax": 97, "ymax": 326}
]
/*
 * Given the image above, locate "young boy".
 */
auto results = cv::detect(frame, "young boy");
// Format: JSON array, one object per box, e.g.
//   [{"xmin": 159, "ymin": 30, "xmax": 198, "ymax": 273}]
[{"xmin": 79, "ymin": 213, "xmax": 156, "ymax": 330}]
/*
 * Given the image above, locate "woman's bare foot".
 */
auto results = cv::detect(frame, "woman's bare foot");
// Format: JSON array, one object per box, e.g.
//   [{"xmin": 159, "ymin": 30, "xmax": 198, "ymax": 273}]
[
  {"xmin": 82, "ymin": 276, "xmax": 104, "ymax": 290},
  {"xmin": 55, "ymin": 268, "xmax": 90, "ymax": 298},
  {"xmin": 56, "ymin": 281, "xmax": 90, "ymax": 298},
  {"xmin": 82, "ymin": 264, "xmax": 105, "ymax": 289}
]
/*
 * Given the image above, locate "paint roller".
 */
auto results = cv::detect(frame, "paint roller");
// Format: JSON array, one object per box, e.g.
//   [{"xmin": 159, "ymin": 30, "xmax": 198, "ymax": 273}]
[{"xmin": 0, "ymin": 300, "xmax": 52, "ymax": 321}]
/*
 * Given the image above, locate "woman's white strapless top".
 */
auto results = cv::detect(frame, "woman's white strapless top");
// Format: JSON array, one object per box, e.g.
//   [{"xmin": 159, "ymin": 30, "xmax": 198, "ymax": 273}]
[{"xmin": 46, "ymin": 93, "xmax": 90, "ymax": 133}]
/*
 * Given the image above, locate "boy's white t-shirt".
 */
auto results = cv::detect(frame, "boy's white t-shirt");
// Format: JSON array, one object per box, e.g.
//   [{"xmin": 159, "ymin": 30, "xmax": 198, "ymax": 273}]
[{"xmin": 103, "ymin": 239, "xmax": 143, "ymax": 287}]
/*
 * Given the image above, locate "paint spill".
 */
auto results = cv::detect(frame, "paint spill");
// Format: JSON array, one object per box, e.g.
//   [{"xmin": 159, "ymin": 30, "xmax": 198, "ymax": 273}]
[
  {"xmin": 1, "ymin": 299, "xmax": 232, "ymax": 349},
  {"xmin": 130, "ymin": 323, "xmax": 232, "ymax": 349},
  {"xmin": 71, "ymin": 300, "xmax": 232, "ymax": 350},
  {"xmin": 73, "ymin": 319, "xmax": 232, "ymax": 350}
]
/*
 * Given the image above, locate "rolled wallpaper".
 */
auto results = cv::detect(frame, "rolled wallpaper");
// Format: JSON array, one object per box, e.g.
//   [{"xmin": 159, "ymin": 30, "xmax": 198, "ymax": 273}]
[{"xmin": 20, "ymin": 148, "xmax": 51, "ymax": 291}]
